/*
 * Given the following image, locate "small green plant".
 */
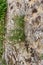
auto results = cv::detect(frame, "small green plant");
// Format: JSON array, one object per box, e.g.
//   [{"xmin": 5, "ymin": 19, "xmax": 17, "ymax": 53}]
[{"xmin": 9, "ymin": 15, "xmax": 25, "ymax": 42}]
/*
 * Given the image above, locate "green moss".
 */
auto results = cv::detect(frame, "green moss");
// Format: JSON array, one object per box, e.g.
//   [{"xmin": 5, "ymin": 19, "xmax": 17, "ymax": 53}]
[
  {"xmin": 0, "ymin": 0, "xmax": 7, "ymax": 59},
  {"xmin": 14, "ymin": 15, "xmax": 24, "ymax": 28},
  {"xmin": 10, "ymin": 29, "xmax": 25, "ymax": 42},
  {"xmin": 0, "ymin": 0, "xmax": 7, "ymax": 21},
  {"xmin": 40, "ymin": 54, "xmax": 43, "ymax": 60},
  {"xmin": 9, "ymin": 15, "xmax": 25, "ymax": 42},
  {"xmin": 2, "ymin": 59, "xmax": 6, "ymax": 65}
]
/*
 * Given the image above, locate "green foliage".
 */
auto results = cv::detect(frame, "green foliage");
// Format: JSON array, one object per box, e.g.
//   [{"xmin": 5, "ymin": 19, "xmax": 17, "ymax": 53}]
[
  {"xmin": 0, "ymin": 0, "xmax": 7, "ymax": 59},
  {"xmin": 0, "ymin": 0, "xmax": 7, "ymax": 21},
  {"xmin": 9, "ymin": 15, "xmax": 25, "ymax": 42},
  {"xmin": 0, "ymin": 23, "xmax": 5, "ymax": 59},
  {"xmin": 0, "ymin": 42, "xmax": 3, "ymax": 58}
]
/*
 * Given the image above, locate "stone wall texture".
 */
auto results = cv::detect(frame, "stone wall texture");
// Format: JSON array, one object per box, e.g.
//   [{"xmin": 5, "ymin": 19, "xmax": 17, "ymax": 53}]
[{"xmin": 4, "ymin": 0, "xmax": 43, "ymax": 65}]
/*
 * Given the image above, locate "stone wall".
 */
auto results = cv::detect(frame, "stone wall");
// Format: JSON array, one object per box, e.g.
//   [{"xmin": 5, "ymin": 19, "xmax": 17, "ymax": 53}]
[{"xmin": 4, "ymin": 0, "xmax": 43, "ymax": 65}]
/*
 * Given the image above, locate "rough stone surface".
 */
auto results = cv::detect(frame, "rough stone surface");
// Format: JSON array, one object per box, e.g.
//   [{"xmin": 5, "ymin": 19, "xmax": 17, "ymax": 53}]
[{"xmin": 4, "ymin": 0, "xmax": 43, "ymax": 65}]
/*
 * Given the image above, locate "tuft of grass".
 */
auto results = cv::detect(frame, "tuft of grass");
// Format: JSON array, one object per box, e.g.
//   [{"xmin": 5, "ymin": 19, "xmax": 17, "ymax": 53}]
[{"xmin": 9, "ymin": 15, "xmax": 25, "ymax": 42}]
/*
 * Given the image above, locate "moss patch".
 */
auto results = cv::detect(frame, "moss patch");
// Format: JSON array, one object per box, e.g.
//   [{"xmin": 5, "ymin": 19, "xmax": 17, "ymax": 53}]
[
  {"xmin": 0, "ymin": 0, "xmax": 7, "ymax": 59},
  {"xmin": 9, "ymin": 15, "xmax": 25, "ymax": 42},
  {"xmin": 40, "ymin": 54, "xmax": 43, "ymax": 60},
  {"xmin": 0, "ymin": 0, "xmax": 7, "ymax": 21}
]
